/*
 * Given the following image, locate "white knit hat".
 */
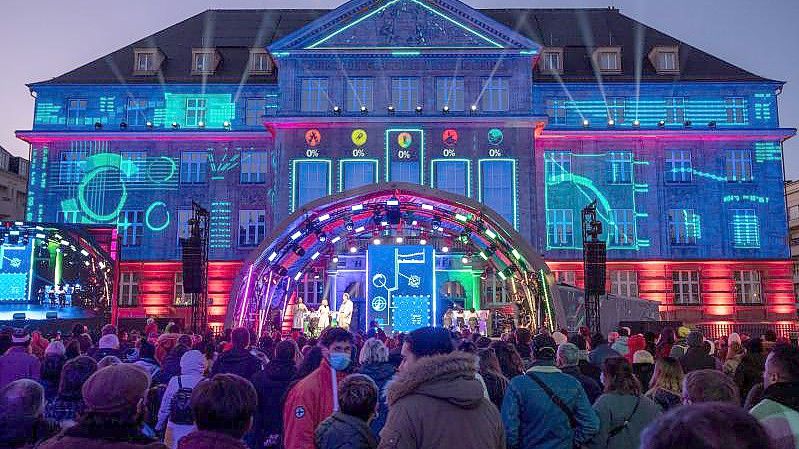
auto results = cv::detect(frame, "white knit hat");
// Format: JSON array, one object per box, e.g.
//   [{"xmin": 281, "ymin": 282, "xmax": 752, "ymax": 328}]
[
  {"xmin": 552, "ymin": 331, "xmax": 568, "ymax": 346},
  {"xmin": 98, "ymin": 333, "xmax": 120, "ymax": 350},
  {"xmin": 45, "ymin": 340, "xmax": 66, "ymax": 356}
]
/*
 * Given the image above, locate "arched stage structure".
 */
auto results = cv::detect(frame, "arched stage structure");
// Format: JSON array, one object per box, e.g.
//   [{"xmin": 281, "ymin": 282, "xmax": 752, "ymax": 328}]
[{"xmin": 226, "ymin": 183, "xmax": 565, "ymax": 335}]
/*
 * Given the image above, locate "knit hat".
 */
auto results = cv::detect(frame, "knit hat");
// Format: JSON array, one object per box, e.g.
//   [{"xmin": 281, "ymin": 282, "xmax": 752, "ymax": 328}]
[
  {"xmin": 728, "ymin": 332, "xmax": 742, "ymax": 346},
  {"xmin": 687, "ymin": 330, "xmax": 704, "ymax": 348},
  {"xmin": 677, "ymin": 326, "xmax": 691, "ymax": 338},
  {"xmin": 552, "ymin": 331, "xmax": 568, "ymax": 346},
  {"xmin": 82, "ymin": 364, "xmax": 150, "ymax": 414},
  {"xmin": 45, "ymin": 340, "xmax": 66, "ymax": 356},
  {"xmin": 633, "ymin": 350, "xmax": 654, "ymax": 364},
  {"xmin": 532, "ymin": 334, "xmax": 557, "ymax": 360},
  {"xmin": 98, "ymin": 334, "xmax": 120, "ymax": 350},
  {"xmin": 11, "ymin": 328, "xmax": 30, "ymax": 344}
]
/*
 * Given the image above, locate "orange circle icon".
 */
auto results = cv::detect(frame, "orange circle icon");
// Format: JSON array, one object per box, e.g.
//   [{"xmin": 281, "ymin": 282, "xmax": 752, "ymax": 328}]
[{"xmin": 305, "ymin": 129, "xmax": 321, "ymax": 147}]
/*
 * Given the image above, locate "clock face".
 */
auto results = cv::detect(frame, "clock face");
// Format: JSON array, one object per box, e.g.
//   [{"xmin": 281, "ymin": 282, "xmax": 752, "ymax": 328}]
[
  {"xmin": 305, "ymin": 129, "xmax": 321, "ymax": 147},
  {"xmin": 351, "ymin": 129, "xmax": 367, "ymax": 146},
  {"xmin": 442, "ymin": 129, "xmax": 458, "ymax": 146},
  {"xmin": 397, "ymin": 132, "xmax": 413, "ymax": 149},
  {"xmin": 487, "ymin": 128, "xmax": 504, "ymax": 146}
]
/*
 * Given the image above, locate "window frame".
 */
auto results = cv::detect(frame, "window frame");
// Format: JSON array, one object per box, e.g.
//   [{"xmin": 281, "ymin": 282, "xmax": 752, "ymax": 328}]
[
  {"xmin": 300, "ymin": 78, "xmax": 330, "ymax": 113},
  {"xmin": 120, "ymin": 151, "xmax": 147, "ymax": 183},
  {"xmin": 435, "ymin": 77, "xmax": 465, "ymax": 112},
  {"xmin": 547, "ymin": 209, "xmax": 574, "ymax": 247},
  {"xmin": 180, "ymin": 151, "xmax": 208, "ymax": 184},
  {"xmin": 118, "ymin": 210, "xmax": 144, "ymax": 247},
  {"xmin": 725, "ymin": 97, "xmax": 747, "ymax": 124},
  {"xmin": 608, "ymin": 97, "xmax": 626, "ymax": 123},
  {"xmin": 240, "ymin": 150, "xmax": 269, "ymax": 184},
  {"xmin": 725, "ymin": 149, "xmax": 753, "ymax": 182},
  {"xmin": 391, "ymin": 77, "xmax": 421, "ymax": 112},
  {"xmin": 665, "ymin": 149, "xmax": 692, "ymax": 183},
  {"xmin": 238, "ymin": 209, "xmax": 266, "ymax": 248},
  {"xmin": 248, "ymin": 49, "xmax": 272, "ymax": 75},
  {"xmin": 672, "ymin": 270, "xmax": 700, "ymax": 305},
  {"xmin": 58, "ymin": 150, "xmax": 87, "ymax": 184},
  {"xmin": 595, "ymin": 47, "xmax": 622, "ymax": 73},
  {"xmin": 66, "ymin": 99, "xmax": 88, "ymax": 126},
  {"xmin": 607, "ymin": 151, "xmax": 633, "ymax": 184},
  {"xmin": 173, "ymin": 272, "xmax": 194, "ymax": 307},
  {"xmin": 730, "ymin": 208, "xmax": 760, "ymax": 249},
  {"xmin": 480, "ymin": 77, "xmax": 510, "ymax": 112},
  {"xmin": 125, "ymin": 98, "xmax": 150, "ymax": 126},
  {"xmin": 185, "ymin": 98, "xmax": 207, "ymax": 127},
  {"xmin": 668, "ymin": 208, "xmax": 699, "ymax": 246},
  {"xmin": 610, "ymin": 270, "xmax": 638, "ymax": 297},
  {"xmin": 191, "ymin": 49, "xmax": 217, "ymax": 75},
  {"xmin": 612, "ymin": 209, "xmax": 636, "ymax": 247},
  {"xmin": 665, "ymin": 97, "xmax": 686, "ymax": 124},
  {"xmin": 545, "ymin": 98, "xmax": 568, "ymax": 125},
  {"xmin": 540, "ymin": 49, "xmax": 564, "ymax": 74},
  {"xmin": 118, "ymin": 272, "xmax": 139, "ymax": 307},
  {"xmin": 346, "ymin": 77, "xmax": 375, "ymax": 113},
  {"xmin": 734, "ymin": 270, "xmax": 762, "ymax": 304},
  {"xmin": 244, "ymin": 98, "xmax": 267, "ymax": 127}
]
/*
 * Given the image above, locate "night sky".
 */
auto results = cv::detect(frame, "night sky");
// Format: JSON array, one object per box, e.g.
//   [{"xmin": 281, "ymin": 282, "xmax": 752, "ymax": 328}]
[{"xmin": 1, "ymin": 0, "xmax": 797, "ymax": 176}]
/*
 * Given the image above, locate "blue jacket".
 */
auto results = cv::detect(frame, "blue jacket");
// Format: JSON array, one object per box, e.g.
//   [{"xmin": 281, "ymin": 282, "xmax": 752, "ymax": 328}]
[{"xmin": 501, "ymin": 365, "xmax": 600, "ymax": 449}]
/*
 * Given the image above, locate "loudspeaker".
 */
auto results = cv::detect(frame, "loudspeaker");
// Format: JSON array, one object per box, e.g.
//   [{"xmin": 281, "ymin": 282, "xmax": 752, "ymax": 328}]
[
  {"xmin": 583, "ymin": 241, "xmax": 606, "ymax": 295},
  {"xmin": 181, "ymin": 237, "xmax": 203, "ymax": 294},
  {"xmin": 12, "ymin": 313, "xmax": 26, "ymax": 320},
  {"xmin": 46, "ymin": 311, "xmax": 58, "ymax": 320}
]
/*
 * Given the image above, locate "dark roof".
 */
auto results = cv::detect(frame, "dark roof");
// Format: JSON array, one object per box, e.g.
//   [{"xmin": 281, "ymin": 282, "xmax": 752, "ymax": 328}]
[{"xmin": 32, "ymin": 7, "xmax": 776, "ymax": 86}]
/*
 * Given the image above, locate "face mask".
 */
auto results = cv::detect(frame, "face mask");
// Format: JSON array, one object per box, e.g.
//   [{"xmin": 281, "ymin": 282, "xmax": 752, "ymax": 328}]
[{"xmin": 329, "ymin": 352, "xmax": 351, "ymax": 371}]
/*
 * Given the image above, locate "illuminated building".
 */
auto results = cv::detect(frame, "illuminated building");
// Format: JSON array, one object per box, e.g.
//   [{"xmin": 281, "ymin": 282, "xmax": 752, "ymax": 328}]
[{"xmin": 16, "ymin": 2, "xmax": 796, "ymax": 334}]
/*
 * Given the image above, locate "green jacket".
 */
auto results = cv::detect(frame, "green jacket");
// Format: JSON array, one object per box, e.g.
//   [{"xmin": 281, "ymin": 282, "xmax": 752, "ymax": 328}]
[
  {"xmin": 587, "ymin": 393, "xmax": 661, "ymax": 449},
  {"xmin": 750, "ymin": 382, "xmax": 799, "ymax": 449}
]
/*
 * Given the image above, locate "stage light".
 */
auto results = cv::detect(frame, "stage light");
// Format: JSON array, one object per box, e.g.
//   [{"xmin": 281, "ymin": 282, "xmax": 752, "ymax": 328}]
[
  {"xmin": 411, "ymin": 220, "xmax": 419, "ymax": 226},
  {"xmin": 294, "ymin": 271, "xmax": 303, "ymax": 281},
  {"xmin": 395, "ymin": 236, "xmax": 404, "ymax": 244},
  {"xmin": 497, "ymin": 270, "xmax": 507, "ymax": 280},
  {"xmin": 632, "ymin": 119, "xmax": 640, "ymax": 127},
  {"xmin": 292, "ymin": 245, "xmax": 305, "ymax": 256},
  {"xmin": 146, "ymin": 121, "xmax": 153, "ymax": 129},
  {"xmin": 317, "ymin": 213, "xmax": 331, "ymax": 222},
  {"xmin": 332, "ymin": 256, "xmax": 339, "ymax": 263},
  {"xmin": 470, "ymin": 104, "xmax": 478, "ymax": 114},
  {"xmin": 373, "ymin": 238, "xmax": 382, "ymax": 245},
  {"xmin": 84, "ymin": 261, "xmax": 90, "ymax": 267},
  {"xmin": 355, "ymin": 226, "xmax": 365, "ymax": 233},
  {"xmin": 459, "ymin": 231, "xmax": 470, "ymax": 243},
  {"xmin": 708, "ymin": 121, "xmax": 717, "ymax": 128},
  {"xmin": 98, "ymin": 261, "xmax": 106, "ymax": 269},
  {"xmin": 461, "ymin": 255, "xmax": 470, "ymax": 264},
  {"xmin": 316, "ymin": 231, "xmax": 327, "ymax": 243},
  {"xmin": 268, "ymin": 251, "xmax": 278, "ymax": 262},
  {"xmin": 607, "ymin": 119, "xmax": 615, "ymax": 127},
  {"xmin": 94, "ymin": 122, "xmax": 103, "ymax": 130},
  {"xmin": 351, "ymin": 204, "xmax": 364, "ymax": 211},
  {"xmin": 455, "ymin": 213, "xmax": 468, "ymax": 222},
  {"xmin": 349, "ymin": 246, "xmax": 358, "ymax": 253},
  {"xmin": 431, "ymin": 219, "xmax": 442, "ymax": 231},
  {"xmin": 484, "ymin": 229, "xmax": 497, "ymax": 240},
  {"xmin": 80, "ymin": 249, "xmax": 89, "ymax": 256},
  {"xmin": 330, "ymin": 236, "xmax": 341, "ymax": 244},
  {"xmin": 442, "ymin": 105, "xmax": 450, "ymax": 114},
  {"xmin": 198, "ymin": 121, "xmax": 206, "ymax": 128},
  {"xmin": 172, "ymin": 122, "xmax": 180, "ymax": 129},
  {"xmin": 332, "ymin": 105, "xmax": 341, "ymax": 115},
  {"xmin": 60, "ymin": 240, "xmax": 69, "ymax": 246},
  {"xmin": 35, "ymin": 233, "xmax": 46, "ymax": 239},
  {"xmin": 345, "ymin": 220, "xmax": 354, "ymax": 231},
  {"xmin": 419, "ymin": 238, "xmax": 427, "ymax": 245},
  {"xmin": 582, "ymin": 119, "xmax": 590, "ymax": 128},
  {"xmin": 313, "ymin": 273, "xmax": 320, "ymax": 279},
  {"xmin": 360, "ymin": 106, "xmax": 368, "ymax": 115},
  {"xmin": 223, "ymin": 120, "xmax": 232, "ymax": 129},
  {"xmin": 311, "ymin": 251, "xmax": 320, "ymax": 260},
  {"xmin": 290, "ymin": 230, "xmax": 303, "ymax": 241},
  {"xmin": 119, "ymin": 122, "xmax": 128, "ymax": 130},
  {"xmin": 441, "ymin": 246, "xmax": 449, "ymax": 253},
  {"xmin": 415, "ymin": 105, "xmax": 423, "ymax": 114},
  {"xmin": 658, "ymin": 120, "xmax": 666, "ymax": 127},
  {"xmin": 386, "ymin": 198, "xmax": 399, "ymax": 206},
  {"xmin": 387, "ymin": 105, "xmax": 395, "ymax": 114}
]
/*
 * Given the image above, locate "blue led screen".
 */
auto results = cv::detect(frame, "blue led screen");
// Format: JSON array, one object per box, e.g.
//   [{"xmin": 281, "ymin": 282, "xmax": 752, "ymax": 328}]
[{"xmin": 0, "ymin": 243, "xmax": 33, "ymax": 302}]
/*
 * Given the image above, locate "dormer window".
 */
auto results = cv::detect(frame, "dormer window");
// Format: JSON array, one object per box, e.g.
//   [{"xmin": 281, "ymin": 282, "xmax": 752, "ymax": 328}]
[
  {"xmin": 249, "ymin": 49, "xmax": 273, "ymax": 75},
  {"xmin": 650, "ymin": 46, "xmax": 680, "ymax": 74},
  {"xmin": 594, "ymin": 47, "xmax": 621, "ymax": 73},
  {"xmin": 192, "ymin": 48, "xmax": 220, "ymax": 75},
  {"xmin": 133, "ymin": 48, "xmax": 164, "ymax": 75},
  {"xmin": 539, "ymin": 48, "xmax": 563, "ymax": 74}
]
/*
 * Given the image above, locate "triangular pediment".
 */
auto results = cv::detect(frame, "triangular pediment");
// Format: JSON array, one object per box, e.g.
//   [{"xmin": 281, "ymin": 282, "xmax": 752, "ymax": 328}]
[{"xmin": 270, "ymin": 0, "xmax": 538, "ymax": 53}]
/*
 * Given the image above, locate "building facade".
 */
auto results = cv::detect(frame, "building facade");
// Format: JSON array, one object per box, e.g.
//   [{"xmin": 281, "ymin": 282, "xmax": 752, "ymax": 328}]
[
  {"xmin": 17, "ymin": 0, "xmax": 796, "ymax": 332},
  {"xmin": 0, "ymin": 146, "xmax": 29, "ymax": 221},
  {"xmin": 786, "ymin": 180, "xmax": 799, "ymax": 312}
]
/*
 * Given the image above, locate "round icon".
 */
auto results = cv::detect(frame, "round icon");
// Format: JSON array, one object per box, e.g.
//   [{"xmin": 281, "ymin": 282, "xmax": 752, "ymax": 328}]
[
  {"xmin": 397, "ymin": 132, "xmax": 413, "ymax": 149},
  {"xmin": 351, "ymin": 129, "xmax": 367, "ymax": 146},
  {"xmin": 372, "ymin": 296, "xmax": 387, "ymax": 312},
  {"xmin": 442, "ymin": 129, "xmax": 459, "ymax": 146},
  {"xmin": 372, "ymin": 273, "xmax": 388, "ymax": 289},
  {"xmin": 305, "ymin": 129, "xmax": 321, "ymax": 147},
  {"xmin": 487, "ymin": 128, "xmax": 503, "ymax": 146}
]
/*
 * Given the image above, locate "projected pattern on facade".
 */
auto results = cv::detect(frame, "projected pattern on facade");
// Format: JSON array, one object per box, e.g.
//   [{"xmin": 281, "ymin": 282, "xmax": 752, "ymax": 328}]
[{"xmin": 367, "ymin": 245, "xmax": 435, "ymax": 331}]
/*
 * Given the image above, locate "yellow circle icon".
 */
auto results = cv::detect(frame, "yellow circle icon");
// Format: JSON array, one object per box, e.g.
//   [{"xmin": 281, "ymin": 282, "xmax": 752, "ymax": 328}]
[{"xmin": 351, "ymin": 129, "xmax": 367, "ymax": 146}]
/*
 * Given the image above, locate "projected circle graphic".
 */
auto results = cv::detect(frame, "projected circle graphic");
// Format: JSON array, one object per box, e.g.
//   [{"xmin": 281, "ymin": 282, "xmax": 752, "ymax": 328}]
[
  {"xmin": 487, "ymin": 128, "xmax": 504, "ymax": 146},
  {"xmin": 305, "ymin": 129, "xmax": 321, "ymax": 147},
  {"xmin": 397, "ymin": 132, "xmax": 412, "ymax": 149},
  {"xmin": 371, "ymin": 296, "xmax": 387, "ymax": 312},
  {"xmin": 372, "ymin": 273, "xmax": 387, "ymax": 288},
  {"xmin": 147, "ymin": 156, "xmax": 177, "ymax": 183},
  {"xmin": 351, "ymin": 129, "xmax": 367, "ymax": 146}
]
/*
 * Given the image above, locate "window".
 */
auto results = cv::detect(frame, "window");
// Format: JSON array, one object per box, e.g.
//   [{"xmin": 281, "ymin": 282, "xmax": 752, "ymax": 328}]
[
  {"xmin": 347, "ymin": 78, "xmax": 374, "ymax": 113},
  {"xmin": 120, "ymin": 151, "xmax": 147, "ymax": 182},
  {"xmin": 665, "ymin": 97, "xmax": 685, "ymax": 124},
  {"xmin": 118, "ymin": 272, "xmax": 139, "ymax": 307},
  {"xmin": 595, "ymin": 48, "xmax": 621, "ymax": 72},
  {"xmin": 193, "ymin": 50, "xmax": 215, "ymax": 74},
  {"xmin": 126, "ymin": 98, "xmax": 151, "ymax": 126},
  {"xmin": 173, "ymin": 272, "xmax": 194, "ymax": 306},
  {"xmin": 297, "ymin": 276, "xmax": 325, "ymax": 305},
  {"xmin": 725, "ymin": 97, "xmax": 747, "ymax": 124},
  {"xmin": 66, "ymin": 99, "xmax": 87, "ymax": 126},
  {"xmin": 673, "ymin": 271, "xmax": 700, "ymax": 304},
  {"xmin": 249, "ymin": 50, "xmax": 272, "ymax": 74},
  {"xmin": 391, "ymin": 78, "xmax": 420, "ymax": 112},
  {"xmin": 245, "ymin": 98, "xmax": 266, "ymax": 126},
  {"xmin": 177, "ymin": 209, "xmax": 192, "ymax": 247},
  {"xmin": 436, "ymin": 77, "xmax": 465, "ymax": 111},
  {"xmin": 240, "ymin": 151, "xmax": 268, "ymax": 184},
  {"xmin": 730, "ymin": 209, "xmax": 760, "ymax": 248},
  {"xmin": 432, "ymin": 160, "xmax": 469, "ymax": 197},
  {"xmin": 136, "ymin": 52, "xmax": 154, "ymax": 72},
  {"xmin": 554, "ymin": 271, "xmax": 576, "ymax": 286},
  {"xmin": 294, "ymin": 160, "xmax": 330, "ymax": 210},
  {"xmin": 57, "ymin": 210, "xmax": 79, "ymax": 224},
  {"xmin": 0, "ymin": 152, "xmax": 10, "ymax": 170},
  {"xmin": 482, "ymin": 276, "xmax": 509, "ymax": 305},
  {"xmin": 612, "ymin": 209, "xmax": 636, "ymax": 246},
  {"xmin": 668, "ymin": 209, "xmax": 700, "ymax": 245},
  {"xmin": 652, "ymin": 47, "xmax": 679, "ymax": 73},
  {"xmin": 118, "ymin": 210, "xmax": 144, "ymax": 247},
  {"xmin": 545, "ymin": 98, "xmax": 567, "ymax": 125},
  {"xmin": 665, "ymin": 150, "xmax": 692, "ymax": 183},
  {"xmin": 300, "ymin": 78, "xmax": 329, "ymax": 112},
  {"xmin": 481, "ymin": 78, "xmax": 510, "ymax": 112},
  {"xmin": 238, "ymin": 209, "xmax": 266, "ymax": 247},
  {"xmin": 725, "ymin": 149, "xmax": 753, "ymax": 182},
  {"xmin": 341, "ymin": 160, "xmax": 377, "ymax": 191},
  {"xmin": 545, "ymin": 152, "xmax": 571, "ymax": 179},
  {"xmin": 734, "ymin": 270, "xmax": 762, "ymax": 304},
  {"xmin": 180, "ymin": 151, "xmax": 207, "ymax": 184},
  {"xmin": 480, "ymin": 160, "xmax": 516, "ymax": 228},
  {"xmin": 547, "ymin": 209, "xmax": 574, "ymax": 247},
  {"xmin": 608, "ymin": 97, "xmax": 626, "ymax": 123},
  {"xmin": 185, "ymin": 98, "xmax": 207, "ymax": 127},
  {"xmin": 610, "ymin": 270, "xmax": 638, "ymax": 297},
  {"xmin": 58, "ymin": 151, "xmax": 87, "ymax": 184},
  {"xmin": 607, "ymin": 151, "xmax": 633, "ymax": 184},
  {"xmin": 540, "ymin": 49, "xmax": 563, "ymax": 73},
  {"xmin": 790, "ymin": 205, "xmax": 799, "ymax": 221},
  {"xmin": 390, "ymin": 161, "xmax": 420, "ymax": 184}
]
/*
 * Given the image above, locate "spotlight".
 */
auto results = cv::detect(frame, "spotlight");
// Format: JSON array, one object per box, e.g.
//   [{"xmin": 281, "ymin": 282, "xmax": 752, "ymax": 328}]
[
  {"xmin": 387, "ymin": 105, "xmax": 395, "ymax": 114},
  {"xmin": 708, "ymin": 121, "xmax": 717, "ymax": 128},
  {"xmin": 292, "ymin": 245, "xmax": 305, "ymax": 257},
  {"xmin": 419, "ymin": 238, "xmax": 427, "ymax": 245},
  {"xmin": 146, "ymin": 121, "xmax": 153, "ymax": 129},
  {"xmin": 683, "ymin": 120, "xmax": 692, "ymax": 127},
  {"xmin": 275, "ymin": 265, "xmax": 288, "ymax": 276},
  {"xmin": 461, "ymin": 255, "xmax": 470, "ymax": 264},
  {"xmin": 632, "ymin": 119, "xmax": 640, "ymax": 127},
  {"xmin": 360, "ymin": 106, "xmax": 368, "ymax": 115},
  {"xmin": 459, "ymin": 231, "xmax": 470, "ymax": 243},
  {"xmin": 349, "ymin": 246, "xmax": 358, "ymax": 253},
  {"xmin": 582, "ymin": 119, "xmax": 590, "ymax": 128},
  {"xmin": 345, "ymin": 220, "xmax": 354, "ymax": 232},
  {"xmin": 415, "ymin": 105, "xmax": 423, "ymax": 114},
  {"xmin": 441, "ymin": 246, "xmax": 449, "ymax": 253},
  {"xmin": 607, "ymin": 119, "xmax": 615, "ymax": 127},
  {"xmin": 332, "ymin": 256, "xmax": 339, "ymax": 263},
  {"xmin": 94, "ymin": 122, "xmax": 103, "ymax": 130},
  {"xmin": 442, "ymin": 105, "xmax": 450, "ymax": 114},
  {"xmin": 332, "ymin": 105, "xmax": 341, "ymax": 115},
  {"xmin": 119, "ymin": 122, "xmax": 128, "ymax": 130},
  {"xmin": 395, "ymin": 236, "xmax": 404, "ymax": 244},
  {"xmin": 431, "ymin": 218, "xmax": 442, "ymax": 231},
  {"xmin": 470, "ymin": 104, "xmax": 478, "ymax": 113},
  {"xmin": 315, "ymin": 230, "xmax": 327, "ymax": 242},
  {"xmin": 197, "ymin": 121, "xmax": 205, "ymax": 128},
  {"xmin": 171, "ymin": 122, "xmax": 180, "ymax": 129},
  {"xmin": 411, "ymin": 219, "xmax": 419, "ymax": 226},
  {"xmin": 658, "ymin": 120, "xmax": 665, "ymax": 128},
  {"xmin": 372, "ymin": 237, "xmax": 382, "ymax": 245},
  {"xmin": 223, "ymin": 120, "xmax": 232, "ymax": 130}
]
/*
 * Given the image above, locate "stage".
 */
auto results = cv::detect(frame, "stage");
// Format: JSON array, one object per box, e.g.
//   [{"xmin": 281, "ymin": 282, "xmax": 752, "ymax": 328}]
[{"xmin": 0, "ymin": 304, "xmax": 97, "ymax": 321}]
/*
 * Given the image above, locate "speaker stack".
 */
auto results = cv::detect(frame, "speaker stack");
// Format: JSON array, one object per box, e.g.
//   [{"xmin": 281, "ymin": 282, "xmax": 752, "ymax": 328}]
[{"xmin": 181, "ymin": 237, "xmax": 203, "ymax": 294}]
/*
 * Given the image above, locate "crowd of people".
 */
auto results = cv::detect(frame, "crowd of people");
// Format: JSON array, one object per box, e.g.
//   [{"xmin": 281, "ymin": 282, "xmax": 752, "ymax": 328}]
[{"xmin": 0, "ymin": 319, "xmax": 797, "ymax": 449}]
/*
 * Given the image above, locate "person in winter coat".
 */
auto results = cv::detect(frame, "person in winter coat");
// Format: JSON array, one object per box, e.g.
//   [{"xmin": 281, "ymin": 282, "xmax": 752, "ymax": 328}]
[
  {"xmin": 357, "ymin": 338, "xmax": 395, "ymax": 436},
  {"xmin": 156, "ymin": 350, "xmax": 207, "ymax": 449},
  {"xmin": 210, "ymin": 327, "xmax": 262, "ymax": 381},
  {"xmin": 588, "ymin": 334, "xmax": 620, "ymax": 369},
  {"xmin": 587, "ymin": 357, "xmax": 661, "ymax": 449},
  {"xmin": 644, "ymin": 357, "xmax": 683, "ymax": 412},
  {"xmin": 37, "ymin": 364, "xmax": 167, "ymax": 449},
  {"xmin": 477, "ymin": 348, "xmax": 509, "ymax": 410},
  {"xmin": 735, "ymin": 337, "xmax": 768, "ymax": 404},
  {"xmin": 283, "ymin": 328, "xmax": 354, "ymax": 449},
  {"xmin": 557, "ymin": 342, "xmax": 602, "ymax": 404},
  {"xmin": 250, "ymin": 340, "xmax": 298, "ymax": 449},
  {"xmin": 724, "ymin": 333, "xmax": 745, "ymax": 376},
  {"xmin": 0, "ymin": 329, "xmax": 41, "ymax": 389},
  {"xmin": 316, "ymin": 374, "xmax": 379, "ymax": 449},
  {"xmin": 632, "ymin": 350, "xmax": 655, "ymax": 392},
  {"xmin": 379, "ymin": 327, "xmax": 504, "ymax": 449},
  {"xmin": 156, "ymin": 335, "xmax": 193, "ymax": 384},
  {"xmin": 44, "ymin": 355, "xmax": 97, "ymax": 428},
  {"xmin": 133, "ymin": 339, "xmax": 162, "ymax": 378},
  {"xmin": 41, "ymin": 341, "xmax": 67, "ymax": 401},
  {"xmin": 678, "ymin": 330, "xmax": 717, "ymax": 373},
  {"xmin": 610, "ymin": 328, "xmax": 630, "ymax": 357},
  {"xmin": 654, "ymin": 327, "xmax": 676, "ymax": 360},
  {"xmin": 93, "ymin": 334, "xmax": 123, "ymax": 361},
  {"xmin": 0, "ymin": 379, "xmax": 60, "ymax": 449},
  {"xmin": 750, "ymin": 344, "xmax": 799, "ymax": 449},
  {"xmin": 503, "ymin": 335, "xmax": 599, "ymax": 449},
  {"xmin": 668, "ymin": 326, "xmax": 691, "ymax": 359},
  {"xmin": 177, "ymin": 374, "xmax": 256, "ymax": 449},
  {"xmin": 625, "ymin": 335, "xmax": 646, "ymax": 364}
]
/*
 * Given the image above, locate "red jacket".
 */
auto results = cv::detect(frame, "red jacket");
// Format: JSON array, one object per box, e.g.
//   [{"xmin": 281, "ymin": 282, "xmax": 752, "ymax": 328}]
[{"xmin": 282, "ymin": 359, "xmax": 346, "ymax": 449}]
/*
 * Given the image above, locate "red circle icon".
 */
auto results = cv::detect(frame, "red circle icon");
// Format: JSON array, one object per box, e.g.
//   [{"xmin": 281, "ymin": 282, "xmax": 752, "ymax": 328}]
[
  {"xmin": 442, "ymin": 129, "xmax": 459, "ymax": 146},
  {"xmin": 305, "ymin": 129, "xmax": 321, "ymax": 147}
]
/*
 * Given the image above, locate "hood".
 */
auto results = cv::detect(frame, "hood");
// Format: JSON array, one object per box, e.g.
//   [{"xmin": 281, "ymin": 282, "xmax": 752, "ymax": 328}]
[
  {"xmin": 177, "ymin": 430, "xmax": 248, "ymax": 449},
  {"xmin": 611, "ymin": 336, "xmax": 629, "ymax": 355},
  {"xmin": 180, "ymin": 349, "xmax": 206, "ymax": 375},
  {"xmin": 763, "ymin": 381, "xmax": 799, "ymax": 413},
  {"xmin": 264, "ymin": 359, "xmax": 297, "ymax": 381},
  {"xmin": 386, "ymin": 351, "xmax": 484, "ymax": 409},
  {"xmin": 359, "ymin": 361, "xmax": 396, "ymax": 383}
]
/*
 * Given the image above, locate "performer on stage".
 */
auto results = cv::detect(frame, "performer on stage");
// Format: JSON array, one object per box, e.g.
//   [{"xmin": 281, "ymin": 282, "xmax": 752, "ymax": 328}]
[
  {"xmin": 443, "ymin": 307, "xmax": 454, "ymax": 329},
  {"xmin": 338, "ymin": 293, "xmax": 353, "ymax": 330},
  {"xmin": 465, "ymin": 308, "xmax": 478, "ymax": 333},
  {"xmin": 318, "ymin": 299, "xmax": 331, "ymax": 329},
  {"xmin": 292, "ymin": 298, "xmax": 308, "ymax": 332}
]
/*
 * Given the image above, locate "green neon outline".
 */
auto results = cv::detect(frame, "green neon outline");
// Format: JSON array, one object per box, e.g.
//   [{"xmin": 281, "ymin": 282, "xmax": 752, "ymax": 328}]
[
  {"xmin": 147, "ymin": 156, "xmax": 177, "ymax": 183},
  {"xmin": 78, "ymin": 166, "xmax": 127, "ymax": 222},
  {"xmin": 338, "ymin": 159, "xmax": 379, "ymax": 192},
  {"xmin": 538, "ymin": 269, "xmax": 555, "ymax": 331},
  {"xmin": 144, "ymin": 201, "xmax": 170, "ymax": 232},
  {"xmin": 385, "ymin": 128, "xmax": 425, "ymax": 184},
  {"xmin": 477, "ymin": 158, "xmax": 517, "ymax": 229},
  {"xmin": 291, "ymin": 159, "xmax": 332, "ymax": 213},
  {"xmin": 306, "ymin": 0, "xmax": 504, "ymax": 50},
  {"xmin": 430, "ymin": 158, "xmax": 472, "ymax": 198}
]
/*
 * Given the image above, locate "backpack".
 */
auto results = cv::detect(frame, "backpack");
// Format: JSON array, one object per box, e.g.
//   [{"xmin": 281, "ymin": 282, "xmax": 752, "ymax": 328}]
[{"xmin": 169, "ymin": 376, "xmax": 195, "ymax": 425}]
